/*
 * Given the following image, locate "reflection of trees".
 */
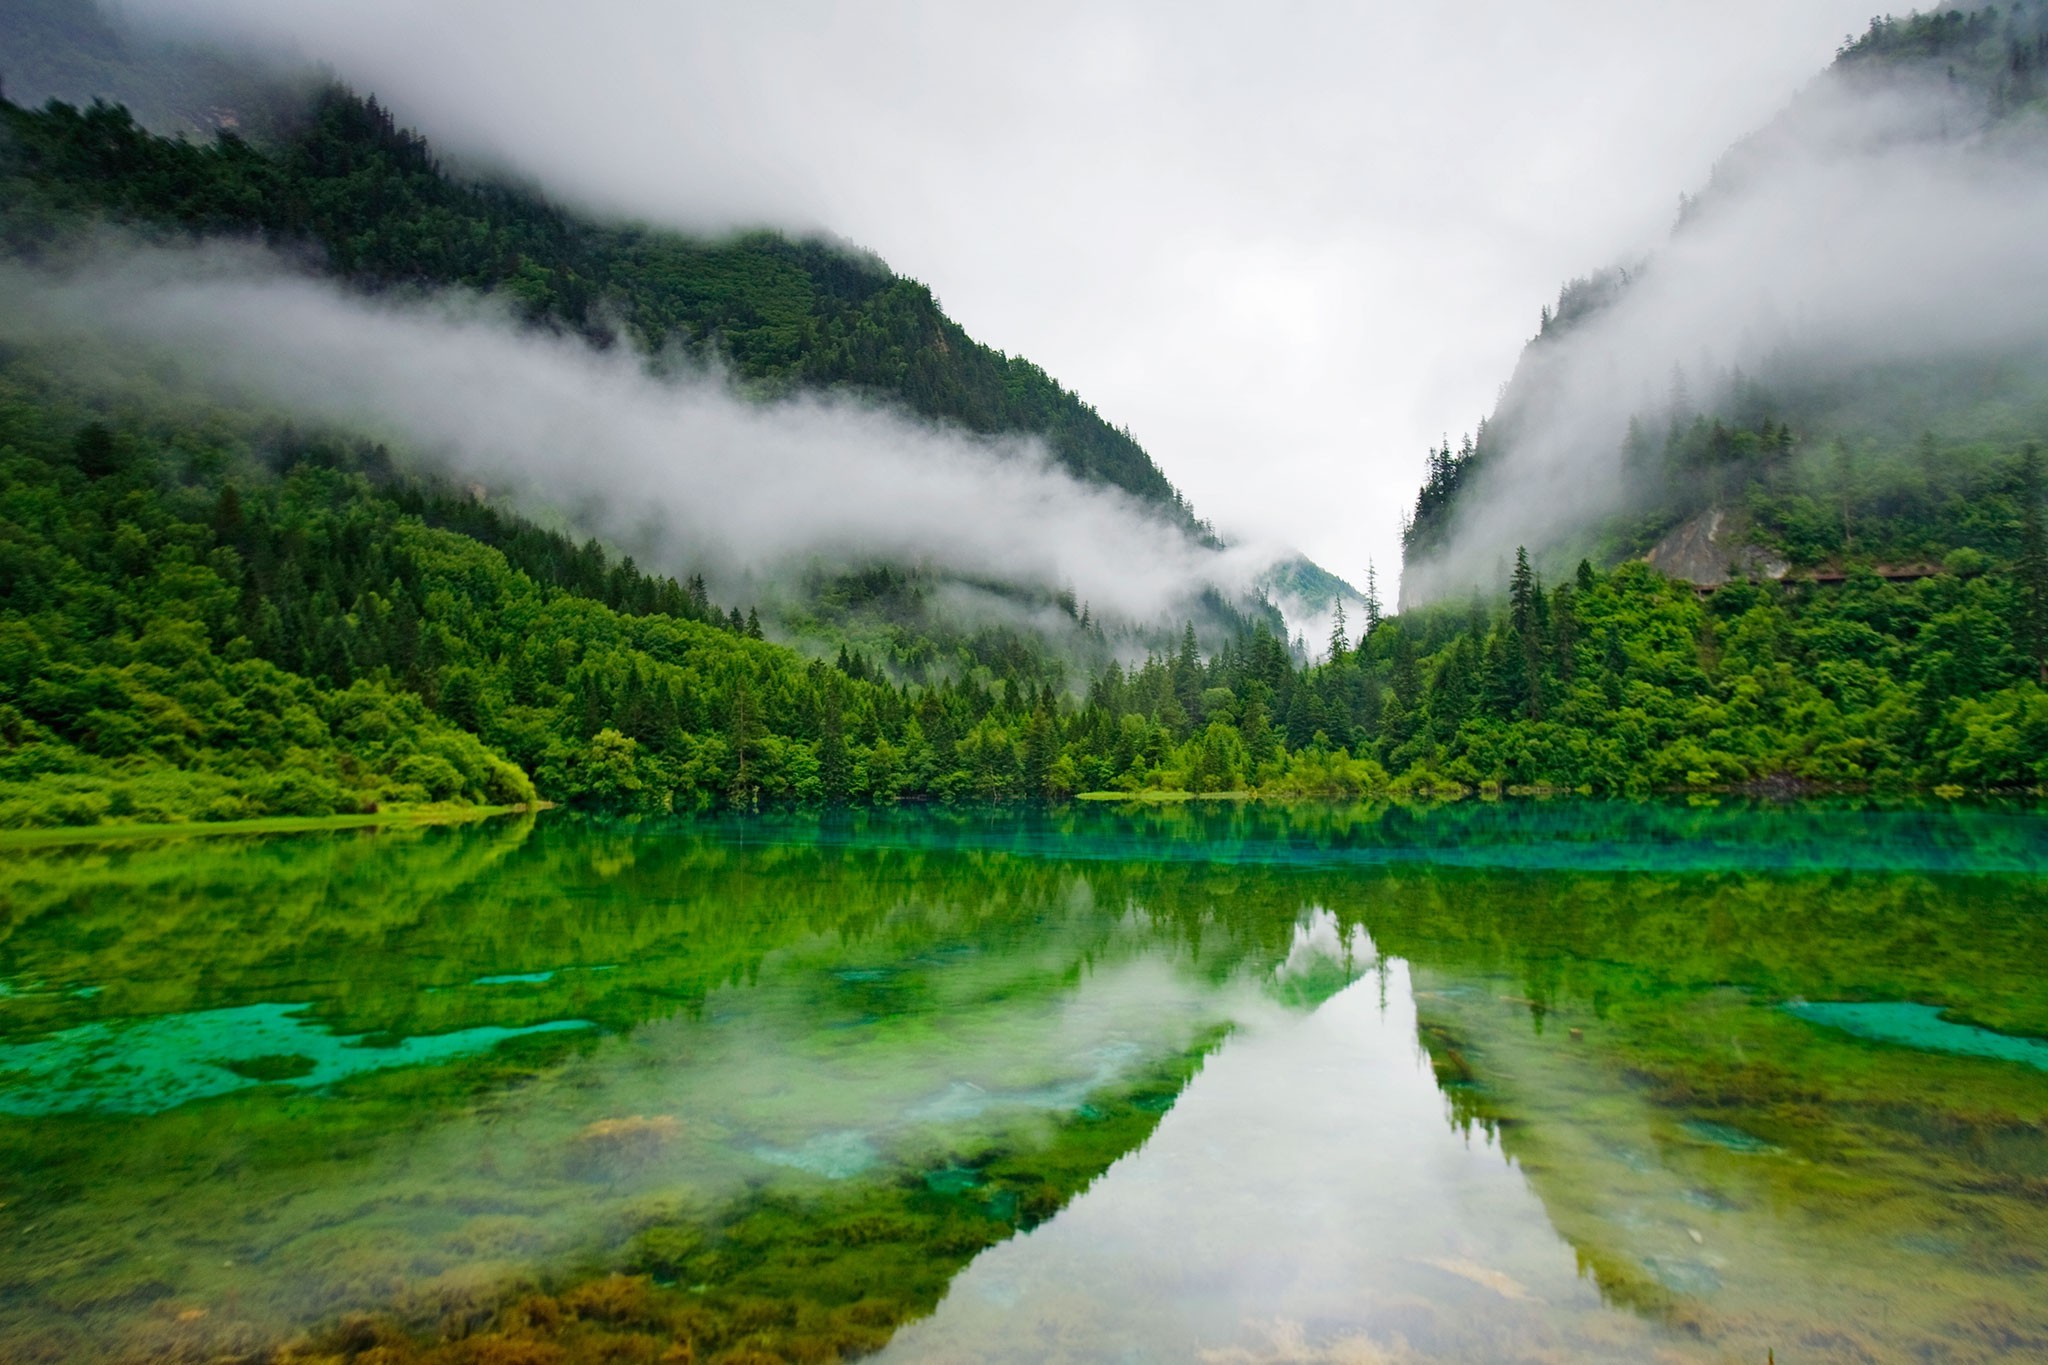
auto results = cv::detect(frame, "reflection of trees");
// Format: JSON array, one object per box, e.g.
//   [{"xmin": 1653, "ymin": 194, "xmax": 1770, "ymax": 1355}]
[
  {"xmin": 1384, "ymin": 860, "xmax": 2048, "ymax": 1361},
  {"xmin": 5, "ymin": 802, "xmax": 2046, "ymax": 1363},
  {"xmin": 10, "ymin": 802, "xmax": 2046, "ymax": 1046},
  {"xmin": 1, "ymin": 811, "xmax": 1265, "ymax": 1365}
]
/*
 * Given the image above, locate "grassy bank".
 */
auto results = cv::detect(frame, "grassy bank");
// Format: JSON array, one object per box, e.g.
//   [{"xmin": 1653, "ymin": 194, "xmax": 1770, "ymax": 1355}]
[{"xmin": 0, "ymin": 801, "xmax": 541, "ymax": 850}]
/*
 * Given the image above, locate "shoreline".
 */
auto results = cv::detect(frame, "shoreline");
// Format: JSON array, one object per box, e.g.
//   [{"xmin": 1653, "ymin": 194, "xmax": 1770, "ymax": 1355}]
[
  {"xmin": 4, "ymin": 785, "xmax": 2039, "ymax": 847},
  {"xmin": 0, "ymin": 802, "xmax": 546, "ymax": 850}
]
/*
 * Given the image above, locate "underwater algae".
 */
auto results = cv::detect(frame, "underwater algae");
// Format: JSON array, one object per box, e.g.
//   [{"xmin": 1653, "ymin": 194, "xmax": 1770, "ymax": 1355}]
[{"xmin": 2, "ymin": 801, "xmax": 2047, "ymax": 1361}]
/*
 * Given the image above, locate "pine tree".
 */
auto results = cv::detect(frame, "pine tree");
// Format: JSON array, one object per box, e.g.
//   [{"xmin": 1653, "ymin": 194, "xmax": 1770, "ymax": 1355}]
[
  {"xmin": 1481, "ymin": 627, "xmax": 1524, "ymax": 721},
  {"xmin": 729, "ymin": 674, "xmax": 761, "ymax": 804},
  {"xmin": 1327, "ymin": 600, "xmax": 1349, "ymax": 666},
  {"xmin": 1022, "ymin": 705, "xmax": 1058, "ymax": 797},
  {"xmin": 211, "ymin": 484, "xmax": 244, "ymax": 541},
  {"xmin": 1509, "ymin": 547, "xmax": 1538, "ymax": 638},
  {"xmin": 1509, "ymin": 547, "xmax": 1545, "ymax": 719},
  {"xmin": 1550, "ymin": 583, "xmax": 1579, "ymax": 683},
  {"xmin": 1283, "ymin": 684, "xmax": 1318, "ymax": 751},
  {"xmin": 1427, "ymin": 635, "xmax": 1476, "ymax": 739},
  {"xmin": 2019, "ymin": 442, "xmax": 2048, "ymax": 683},
  {"xmin": 1240, "ymin": 698, "xmax": 1279, "ymax": 766},
  {"xmin": 819, "ymin": 700, "xmax": 850, "ymax": 802},
  {"xmin": 1172, "ymin": 623, "xmax": 1202, "ymax": 709},
  {"xmin": 1387, "ymin": 630, "xmax": 1423, "ymax": 746}
]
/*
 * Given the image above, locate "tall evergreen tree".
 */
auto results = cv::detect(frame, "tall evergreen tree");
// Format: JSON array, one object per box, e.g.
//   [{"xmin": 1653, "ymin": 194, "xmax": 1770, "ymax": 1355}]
[
  {"xmin": 1508, "ymin": 547, "xmax": 1545, "ymax": 720},
  {"xmin": 2020, "ymin": 442, "xmax": 2048, "ymax": 683}
]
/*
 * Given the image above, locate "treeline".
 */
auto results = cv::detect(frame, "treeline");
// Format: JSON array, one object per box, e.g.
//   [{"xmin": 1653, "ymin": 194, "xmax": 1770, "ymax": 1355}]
[
  {"xmin": 0, "ymin": 368, "xmax": 1239, "ymax": 824},
  {"xmin": 7, "ymin": 356, "xmax": 2048, "ymax": 831},
  {"xmin": 0, "ymin": 87, "xmax": 1196, "ymax": 521},
  {"xmin": 1289, "ymin": 539, "xmax": 2048, "ymax": 795},
  {"xmin": 1839, "ymin": 1, "xmax": 2048, "ymax": 95}
]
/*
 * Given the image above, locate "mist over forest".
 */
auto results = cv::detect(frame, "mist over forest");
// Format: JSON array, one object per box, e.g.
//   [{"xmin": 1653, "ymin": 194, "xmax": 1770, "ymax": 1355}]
[
  {"xmin": 0, "ymin": 6, "xmax": 1364, "ymax": 664},
  {"xmin": 1403, "ymin": 4, "xmax": 2048, "ymax": 604},
  {"xmin": 0, "ymin": 244, "xmax": 1285, "ymax": 634}
]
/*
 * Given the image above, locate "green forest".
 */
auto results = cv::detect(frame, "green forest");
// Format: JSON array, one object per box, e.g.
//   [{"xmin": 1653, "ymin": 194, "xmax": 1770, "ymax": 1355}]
[{"xmin": 5, "ymin": 345, "xmax": 2047, "ymax": 829}]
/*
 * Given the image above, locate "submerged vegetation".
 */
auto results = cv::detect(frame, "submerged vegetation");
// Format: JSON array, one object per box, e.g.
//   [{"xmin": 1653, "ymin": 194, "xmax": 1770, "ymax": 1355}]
[{"xmin": 0, "ymin": 810, "xmax": 1297, "ymax": 1364}]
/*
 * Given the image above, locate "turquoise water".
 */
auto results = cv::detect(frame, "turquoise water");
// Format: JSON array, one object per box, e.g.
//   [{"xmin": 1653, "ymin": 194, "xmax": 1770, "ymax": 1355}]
[
  {"xmin": 0, "ymin": 1001, "xmax": 591, "ymax": 1114},
  {"xmin": 0, "ymin": 799, "xmax": 2045, "ymax": 1363},
  {"xmin": 1787, "ymin": 999, "xmax": 2048, "ymax": 1070}
]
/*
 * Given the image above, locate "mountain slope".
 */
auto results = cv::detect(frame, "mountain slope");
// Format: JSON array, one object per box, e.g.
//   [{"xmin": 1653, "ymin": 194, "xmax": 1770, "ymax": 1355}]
[
  {"xmin": 0, "ymin": 81, "xmax": 1201, "ymax": 524},
  {"xmin": 1401, "ymin": 2, "xmax": 2048, "ymax": 605}
]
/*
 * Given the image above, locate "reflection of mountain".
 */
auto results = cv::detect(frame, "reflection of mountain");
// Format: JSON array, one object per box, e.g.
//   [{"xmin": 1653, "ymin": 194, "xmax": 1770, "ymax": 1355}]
[
  {"xmin": 885, "ymin": 964, "xmax": 1671, "ymax": 1363},
  {"xmin": 0, "ymin": 815, "xmax": 1324, "ymax": 1363}
]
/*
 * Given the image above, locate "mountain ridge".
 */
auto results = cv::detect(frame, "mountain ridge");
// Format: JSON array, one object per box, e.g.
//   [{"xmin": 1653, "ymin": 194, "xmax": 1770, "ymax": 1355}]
[{"xmin": 0, "ymin": 83, "xmax": 1211, "ymax": 528}]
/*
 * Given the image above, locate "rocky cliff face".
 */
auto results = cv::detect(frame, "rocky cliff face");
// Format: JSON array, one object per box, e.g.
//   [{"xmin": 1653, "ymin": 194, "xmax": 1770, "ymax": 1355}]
[{"xmin": 1642, "ymin": 508, "xmax": 1787, "ymax": 588}]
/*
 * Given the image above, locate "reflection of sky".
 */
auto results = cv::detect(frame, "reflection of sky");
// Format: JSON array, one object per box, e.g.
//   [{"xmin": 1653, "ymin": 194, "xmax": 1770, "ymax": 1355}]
[{"xmin": 882, "ymin": 960, "xmax": 1659, "ymax": 1363}]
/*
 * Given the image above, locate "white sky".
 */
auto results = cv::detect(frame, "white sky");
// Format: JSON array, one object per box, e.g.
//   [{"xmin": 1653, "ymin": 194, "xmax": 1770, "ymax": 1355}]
[{"xmin": 134, "ymin": 0, "xmax": 1879, "ymax": 593}]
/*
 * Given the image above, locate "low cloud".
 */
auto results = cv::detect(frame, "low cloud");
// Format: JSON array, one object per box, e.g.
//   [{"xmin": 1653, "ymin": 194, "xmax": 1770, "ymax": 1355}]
[
  {"xmin": 1, "ymin": 244, "xmax": 1297, "ymax": 633},
  {"xmin": 93, "ymin": 0, "xmax": 1875, "ymax": 598},
  {"xmin": 1403, "ymin": 58, "xmax": 2048, "ymax": 602}
]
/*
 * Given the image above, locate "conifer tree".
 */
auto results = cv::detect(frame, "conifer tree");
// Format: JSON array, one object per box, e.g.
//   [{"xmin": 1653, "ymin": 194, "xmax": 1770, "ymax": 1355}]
[
  {"xmin": 2020, "ymin": 442, "xmax": 2048, "ymax": 683},
  {"xmin": 819, "ymin": 700, "xmax": 850, "ymax": 802},
  {"xmin": 727, "ymin": 675, "xmax": 763, "ymax": 805},
  {"xmin": 1509, "ymin": 547, "xmax": 1545, "ymax": 719}
]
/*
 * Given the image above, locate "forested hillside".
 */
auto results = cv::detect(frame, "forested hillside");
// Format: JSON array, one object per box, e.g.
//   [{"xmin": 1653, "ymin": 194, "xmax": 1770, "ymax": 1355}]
[
  {"xmin": 7, "ymin": 321, "xmax": 2046, "ymax": 830},
  {"xmin": 0, "ymin": 354, "xmax": 1317, "ymax": 827},
  {"xmin": 0, "ymin": 87, "xmax": 1197, "ymax": 521},
  {"xmin": 1402, "ymin": 3, "xmax": 2048, "ymax": 599}
]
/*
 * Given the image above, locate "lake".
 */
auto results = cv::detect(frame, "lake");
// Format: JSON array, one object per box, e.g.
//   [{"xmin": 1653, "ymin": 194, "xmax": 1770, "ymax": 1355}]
[{"xmin": 2, "ymin": 801, "xmax": 2046, "ymax": 1362}]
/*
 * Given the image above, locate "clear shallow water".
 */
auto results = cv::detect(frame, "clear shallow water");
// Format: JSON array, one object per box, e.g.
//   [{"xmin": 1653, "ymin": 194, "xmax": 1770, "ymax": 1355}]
[{"xmin": 0, "ymin": 800, "xmax": 2045, "ymax": 1362}]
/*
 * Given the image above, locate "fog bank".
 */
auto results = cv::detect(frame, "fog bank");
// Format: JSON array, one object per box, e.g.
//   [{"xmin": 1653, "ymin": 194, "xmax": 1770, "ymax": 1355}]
[
  {"xmin": 1404, "ymin": 59, "xmax": 2048, "ymax": 603},
  {"xmin": 0, "ymin": 246, "xmax": 1291, "ymax": 630},
  {"xmin": 104, "ymin": 0, "xmax": 1876, "ymax": 595}
]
